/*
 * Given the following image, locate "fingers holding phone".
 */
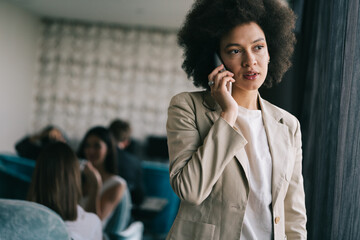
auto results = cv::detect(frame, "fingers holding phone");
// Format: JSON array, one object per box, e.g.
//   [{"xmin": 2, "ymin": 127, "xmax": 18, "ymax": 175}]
[
  {"xmin": 208, "ymin": 53, "xmax": 235, "ymax": 99},
  {"xmin": 214, "ymin": 53, "xmax": 233, "ymax": 94},
  {"xmin": 208, "ymin": 68, "xmax": 236, "ymax": 104},
  {"xmin": 208, "ymin": 54, "xmax": 238, "ymax": 126},
  {"xmin": 208, "ymin": 67, "xmax": 235, "ymax": 94}
]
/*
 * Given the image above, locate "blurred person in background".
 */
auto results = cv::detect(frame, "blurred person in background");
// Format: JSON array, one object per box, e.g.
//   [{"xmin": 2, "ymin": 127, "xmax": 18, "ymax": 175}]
[
  {"xmin": 15, "ymin": 125, "xmax": 66, "ymax": 160},
  {"xmin": 109, "ymin": 119, "xmax": 145, "ymax": 206},
  {"xmin": 77, "ymin": 126, "xmax": 130, "ymax": 230},
  {"xmin": 28, "ymin": 142, "xmax": 102, "ymax": 240}
]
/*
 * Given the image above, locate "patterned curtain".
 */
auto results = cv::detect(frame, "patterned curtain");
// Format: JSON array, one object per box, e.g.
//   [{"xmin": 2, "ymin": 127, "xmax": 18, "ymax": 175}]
[{"xmin": 299, "ymin": 0, "xmax": 360, "ymax": 239}]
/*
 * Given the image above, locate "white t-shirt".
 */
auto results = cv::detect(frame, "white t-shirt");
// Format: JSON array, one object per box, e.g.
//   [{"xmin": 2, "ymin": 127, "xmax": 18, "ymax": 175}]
[
  {"xmin": 65, "ymin": 205, "xmax": 102, "ymax": 240},
  {"xmin": 234, "ymin": 106, "xmax": 273, "ymax": 240}
]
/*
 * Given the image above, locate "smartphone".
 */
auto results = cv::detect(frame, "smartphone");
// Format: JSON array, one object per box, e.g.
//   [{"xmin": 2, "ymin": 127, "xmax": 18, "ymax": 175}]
[{"xmin": 214, "ymin": 53, "xmax": 232, "ymax": 95}]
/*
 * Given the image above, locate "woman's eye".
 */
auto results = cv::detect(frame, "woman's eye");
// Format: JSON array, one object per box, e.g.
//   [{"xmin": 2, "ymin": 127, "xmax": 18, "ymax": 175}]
[
  {"xmin": 254, "ymin": 45, "xmax": 264, "ymax": 50},
  {"xmin": 229, "ymin": 49, "xmax": 240, "ymax": 54}
]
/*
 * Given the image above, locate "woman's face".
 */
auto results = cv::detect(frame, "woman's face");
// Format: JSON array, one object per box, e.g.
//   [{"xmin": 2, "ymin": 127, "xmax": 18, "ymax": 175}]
[
  {"xmin": 219, "ymin": 22, "xmax": 270, "ymax": 92},
  {"xmin": 84, "ymin": 135, "xmax": 108, "ymax": 167}
]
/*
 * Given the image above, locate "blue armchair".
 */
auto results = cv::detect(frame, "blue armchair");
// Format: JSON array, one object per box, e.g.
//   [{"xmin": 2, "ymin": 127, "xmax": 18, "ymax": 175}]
[
  {"xmin": 104, "ymin": 187, "xmax": 133, "ymax": 236},
  {"xmin": 140, "ymin": 161, "xmax": 180, "ymax": 237},
  {"xmin": 0, "ymin": 198, "xmax": 70, "ymax": 240},
  {"xmin": 102, "ymin": 184, "xmax": 146, "ymax": 240},
  {"xmin": 106, "ymin": 221, "xmax": 144, "ymax": 240}
]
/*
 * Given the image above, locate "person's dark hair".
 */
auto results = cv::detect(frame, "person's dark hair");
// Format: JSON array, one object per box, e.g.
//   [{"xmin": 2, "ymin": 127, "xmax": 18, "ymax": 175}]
[
  {"xmin": 27, "ymin": 142, "xmax": 81, "ymax": 221},
  {"xmin": 109, "ymin": 119, "xmax": 131, "ymax": 143},
  {"xmin": 77, "ymin": 126, "xmax": 118, "ymax": 175},
  {"xmin": 37, "ymin": 125, "xmax": 68, "ymax": 144},
  {"xmin": 178, "ymin": 0, "xmax": 296, "ymax": 89},
  {"xmin": 41, "ymin": 125, "xmax": 56, "ymax": 134}
]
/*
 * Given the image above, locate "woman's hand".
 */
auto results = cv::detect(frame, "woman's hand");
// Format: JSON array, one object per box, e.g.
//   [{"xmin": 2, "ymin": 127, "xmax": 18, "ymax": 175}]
[
  {"xmin": 83, "ymin": 162, "xmax": 102, "ymax": 194},
  {"xmin": 82, "ymin": 162, "xmax": 103, "ymax": 216},
  {"xmin": 208, "ymin": 64, "xmax": 238, "ymax": 126}
]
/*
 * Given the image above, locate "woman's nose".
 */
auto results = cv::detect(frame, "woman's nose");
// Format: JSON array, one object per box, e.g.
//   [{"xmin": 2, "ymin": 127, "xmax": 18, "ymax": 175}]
[{"xmin": 242, "ymin": 52, "xmax": 256, "ymax": 67}]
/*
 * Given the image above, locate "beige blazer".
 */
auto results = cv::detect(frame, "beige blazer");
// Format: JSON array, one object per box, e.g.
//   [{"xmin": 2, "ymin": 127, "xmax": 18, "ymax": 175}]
[{"xmin": 166, "ymin": 91, "xmax": 307, "ymax": 240}]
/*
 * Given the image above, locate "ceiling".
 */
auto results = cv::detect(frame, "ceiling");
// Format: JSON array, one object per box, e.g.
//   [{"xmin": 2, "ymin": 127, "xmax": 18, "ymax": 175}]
[{"xmin": 10, "ymin": 0, "xmax": 195, "ymax": 30}]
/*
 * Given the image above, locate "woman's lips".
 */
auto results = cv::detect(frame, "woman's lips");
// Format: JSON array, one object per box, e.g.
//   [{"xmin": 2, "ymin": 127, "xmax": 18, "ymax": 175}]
[{"xmin": 243, "ymin": 72, "xmax": 259, "ymax": 80}]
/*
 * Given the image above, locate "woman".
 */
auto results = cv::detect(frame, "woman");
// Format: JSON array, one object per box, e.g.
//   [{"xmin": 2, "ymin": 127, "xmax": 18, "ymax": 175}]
[
  {"xmin": 166, "ymin": 0, "xmax": 307, "ymax": 239},
  {"xmin": 28, "ymin": 142, "xmax": 102, "ymax": 240},
  {"xmin": 77, "ymin": 126, "xmax": 128, "ymax": 229}
]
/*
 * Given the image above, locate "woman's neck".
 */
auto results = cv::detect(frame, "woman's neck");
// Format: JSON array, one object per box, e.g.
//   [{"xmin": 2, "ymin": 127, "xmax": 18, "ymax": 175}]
[{"xmin": 232, "ymin": 89, "xmax": 259, "ymax": 110}]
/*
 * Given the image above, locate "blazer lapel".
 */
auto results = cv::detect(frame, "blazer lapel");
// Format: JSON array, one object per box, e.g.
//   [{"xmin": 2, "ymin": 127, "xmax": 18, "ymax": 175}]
[
  {"xmin": 203, "ymin": 92, "xmax": 290, "ymax": 205},
  {"xmin": 202, "ymin": 92, "xmax": 250, "ymax": 181},
  {"xmin": 259, "ymin": 97, "xmax": 291, "ymax": 206}
]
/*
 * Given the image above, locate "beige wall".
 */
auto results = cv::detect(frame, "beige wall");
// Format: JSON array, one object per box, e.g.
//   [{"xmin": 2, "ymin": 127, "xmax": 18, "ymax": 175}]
[
  {"xmin": 0, "ymin": 2, "xmax": 197, "ymax": 152},
  {"xmin": 0, "ymin": 0, "xmax": 40, "ymax": 152}
]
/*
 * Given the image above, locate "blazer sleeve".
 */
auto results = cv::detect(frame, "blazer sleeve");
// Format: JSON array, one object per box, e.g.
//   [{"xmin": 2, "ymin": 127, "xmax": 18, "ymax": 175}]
[
  {"xmin": 166, "ymin": 93, "xmax": 245, "ymax": 205},
  {"xmin": 284, "ymin": 119, "xmax": 307, "ymax": 239}
]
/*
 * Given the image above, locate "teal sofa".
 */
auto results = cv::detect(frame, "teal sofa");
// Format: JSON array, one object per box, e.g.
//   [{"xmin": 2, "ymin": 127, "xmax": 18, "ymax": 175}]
[{"xmin": 0, "ymin": 154, "xmax": 35, "ymax": 200}]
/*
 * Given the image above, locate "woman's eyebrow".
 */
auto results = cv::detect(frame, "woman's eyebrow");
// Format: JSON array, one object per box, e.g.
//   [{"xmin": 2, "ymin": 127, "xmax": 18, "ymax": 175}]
[
  {"xmin": 253, "ymin": 37, "xmax": 265, "ymax": 43},
  {"xmin": 224, "ymin": 38, "xmax": 266, "ymax": 49}
]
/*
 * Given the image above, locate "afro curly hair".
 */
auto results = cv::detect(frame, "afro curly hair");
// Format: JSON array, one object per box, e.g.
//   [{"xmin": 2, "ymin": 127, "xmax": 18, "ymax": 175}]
[{"xmin": 178, "ymin": 0, "xmax": 296, "ymax": 90}]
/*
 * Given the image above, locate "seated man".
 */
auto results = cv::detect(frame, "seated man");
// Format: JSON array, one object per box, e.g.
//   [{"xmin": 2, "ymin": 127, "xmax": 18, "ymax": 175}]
[{"xmin": 109, "ymin": 119, "xmax": 145, "ymax": 206}]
